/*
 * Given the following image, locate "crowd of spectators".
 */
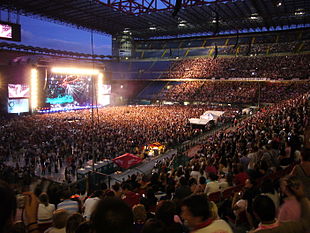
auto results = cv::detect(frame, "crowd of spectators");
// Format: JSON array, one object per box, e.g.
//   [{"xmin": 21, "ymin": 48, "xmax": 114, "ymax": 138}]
[
  {"xmin": 166, "ymin": 55, "xmax": 310, "ymax": 80},
  {"xmin": 0, "ymin": 92, "xmax": 309, "ymax": 233},
  {"xmin": 0, "ymin": 105, "xmax": 239, "ymax": 183},
  {"xmin": 160, "ymin": 80, "xmax": 310, "ymax": 104}
]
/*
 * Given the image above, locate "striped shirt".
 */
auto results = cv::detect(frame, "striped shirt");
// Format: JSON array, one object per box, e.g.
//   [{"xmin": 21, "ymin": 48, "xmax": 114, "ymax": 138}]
[
  {"xmin": 37, "ymin": 203, "xmax": 55, "ymax": 224},
  {"xmin": 57, "ymin": 199, "xmax": 79, "ymax": 214}
]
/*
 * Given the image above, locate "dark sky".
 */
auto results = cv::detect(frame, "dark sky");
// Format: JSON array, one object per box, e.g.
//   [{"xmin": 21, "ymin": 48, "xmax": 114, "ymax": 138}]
[{"xmin": 0, "ymin": 12, "xmax": 112, "ymax": 55}]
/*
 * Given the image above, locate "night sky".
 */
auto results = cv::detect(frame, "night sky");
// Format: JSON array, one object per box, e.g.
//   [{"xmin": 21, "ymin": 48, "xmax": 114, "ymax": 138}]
[{"xmin": 0, "ymin": 12, "xmax": 112, "ymax": 55}]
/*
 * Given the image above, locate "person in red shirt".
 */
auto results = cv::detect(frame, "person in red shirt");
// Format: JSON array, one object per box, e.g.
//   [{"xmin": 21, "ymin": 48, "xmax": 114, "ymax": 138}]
[
  {"xmin": 233, "ymin": 164, "xmax": 249, "ymax": 186},
  {"xmin": 121, "ymin": 182, "xmax": 141, "ymax": 208}
]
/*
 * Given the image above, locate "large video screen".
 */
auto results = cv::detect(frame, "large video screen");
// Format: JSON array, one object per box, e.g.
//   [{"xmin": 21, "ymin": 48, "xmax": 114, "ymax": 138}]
[
  {"xmin": 101, "ymin": 95, "xmax": 110, "ymax": 106},
  {"xmin": 8, "ymin": 84, "xmax": 30, "ymax": 98},
  {"xmin": 46, "ymin": 74, "xmax": 92, "ymax": 107},
  {"xmin": 0, "ymin": 23, "xmax": 12, "ymax": 39},
  {"xmin": 103, "ymin": 84, "xmax": 111, "ymax": 94},
  {"xmin": 8, "ymin": 99, "xmax": 29, "ymax": 113},
  {"xmin": 0, "ymin": 21, "xmax": 21, "ymax": 42}
]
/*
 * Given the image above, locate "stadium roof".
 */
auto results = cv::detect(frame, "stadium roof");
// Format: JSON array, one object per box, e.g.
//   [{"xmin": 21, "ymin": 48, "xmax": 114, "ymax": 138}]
[{"xmin": 1, "ymin": 0, "xmax": 309, "ymax": 39}]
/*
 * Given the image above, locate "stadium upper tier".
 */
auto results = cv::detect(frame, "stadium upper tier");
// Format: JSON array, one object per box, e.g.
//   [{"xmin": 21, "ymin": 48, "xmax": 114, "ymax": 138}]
[
  {"xmin": 108, "ymin": 54, "xmax": 310, "ymax": 80},
  {"xmin": 133, "ymin": 29, "xmax": 310, "ymax": 59}
]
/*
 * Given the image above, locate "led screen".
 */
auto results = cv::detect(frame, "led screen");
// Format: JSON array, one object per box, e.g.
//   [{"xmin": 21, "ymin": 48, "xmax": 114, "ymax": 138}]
[
  {"xmin": 101, "ymin": 95, "xmax": 110, "ymax": 106},
  {"xmin": 46, "ymin": 74, "xmax": 91, "ymax": 107},
  {"xmin": 0, "ymin": 21, "xmax": 21, "ymax": 41},
  {"xmin": 8, "ymin": 99, "xmax": 29, "ymax": 113},
  {"xmin": 8, "ymin": 84, "xmax": 30, "ymax": 98},
  {"xmin": 103, "ymin": 85, "xmax": 111, "ymax": 94},
  {"xmin": 0, "ymin": 23, "xmax": 12, "ymax": 39}
]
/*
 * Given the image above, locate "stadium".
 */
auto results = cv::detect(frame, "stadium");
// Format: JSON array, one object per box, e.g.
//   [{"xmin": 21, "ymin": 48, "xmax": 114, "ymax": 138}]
[{"xmin": 0, "ymin": 0, "xmax": 309, "ymax": 233}]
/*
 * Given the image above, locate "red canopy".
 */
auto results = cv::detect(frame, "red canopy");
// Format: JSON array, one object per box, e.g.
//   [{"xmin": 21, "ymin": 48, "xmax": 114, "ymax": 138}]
[{"xmin": 112, "ymin": 153, "xmax": 143, "ymax": 169}]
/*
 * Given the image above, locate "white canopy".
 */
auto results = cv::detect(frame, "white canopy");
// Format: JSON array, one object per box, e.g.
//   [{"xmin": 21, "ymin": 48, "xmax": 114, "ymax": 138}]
[{"xmin": 189, "ymin": 110, "xmax": 224, "ymax": 125}]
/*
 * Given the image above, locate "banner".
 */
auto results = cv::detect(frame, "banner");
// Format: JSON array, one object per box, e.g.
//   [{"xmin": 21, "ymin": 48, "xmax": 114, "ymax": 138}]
[{"xmin": 112, "ymin": 153, "xmax": 143, "ymax": 169}]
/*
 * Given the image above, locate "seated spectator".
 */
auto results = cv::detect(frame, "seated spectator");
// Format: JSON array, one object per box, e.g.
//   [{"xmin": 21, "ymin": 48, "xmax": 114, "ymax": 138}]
[
  {"xmin": 174, "ymin": 177, "xmax": 192, "ymax": 200},
  {"xmin": 240, "ymin": 178, "xmax": 260, "ymax": 228},
  {"xmin": 233, "ymin": 165, "xmax": 249, "ymax": 186},
  {"xmin": 66, "ymin": 213, "xmax": 84, "ymax": 233},
  {"xmin": 290, "ymin": 147, "xmax": 310, "ymax": 199},
  {"xmin": 57, "ymin": 191, "xmax": 79, "ymax": 214},
  {"xmin": 37, "ymin": 193, "xmax": 55, "ymax": 233},
  {"xmin": 132, "ymin": 204, "xmax": 147, "ymax": 233},
  {"xmin": 190, "ymin": 164, "xmax": 201, "ymax": 181},
  {"xmin": 112, "ymin": 183, "xmax": 123, "ymax": 198},
  {"xmin": 75, "ymin": 221, "xmax": 92, "ymax": 233},
  {"xmin": 251, "ymin": 185, "xmax": 310, "ymax": 233},
  {"xmin": 91, "ymin": 197, "xmax": 133, "ymax": 233},
  {"xmin": 278, "ymin": 176, "xmax": 302, "ymax": 222},
  {"xmin": 189, "ymin": 178, "xmax": 198, "ymax": 193},
  {"xmin": 209, "ymin": 201, "xmax": 219, "ymax": 220},
  {"xmin": 45, "ymin": 209, "xmax": 69, "ymax": 233},
  {"xmin": 205, "ymin": 173, "xmax": 220, "ymax": 195},
  {"xmin": 155, "ymin": 200, "xmax": 184, "ymax": 233},
  {"xmin": 141, "ymin": 218, "xmax": 165, "ymax": 233},
  {"xmin": 140, "ymin": 188, "xmax": 157, "ymax": 214},
  {"xmin": 261, "ymin": 180, "xmax": 280, "ymax": 211},
  {"xmin": 218, "ymin": 173, "xmax": 229, "ymax": 190},
  {"xmin": 181, "ymin": 194, "xmax": 233, "ymax": 233},
  {"xmin": 193, "ymin": 176, "xmax": 206, "ymax": 194},
  {"xmin": 121, "ymin": 182, "xmax": 142, "ymax": 208},
  {"xmin": 83, "ymin": 190, "xmax": 102, "ymax": 220}
]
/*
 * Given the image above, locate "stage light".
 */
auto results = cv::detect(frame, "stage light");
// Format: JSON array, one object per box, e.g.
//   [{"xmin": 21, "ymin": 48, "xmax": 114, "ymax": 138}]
[
  {"xmin": 250, "ymin": 13, "xmax": 259, "ymax": 20},
  {"xmin": 31, "ymin": 69, "xmax": 38, "ymax": 110},
  {"xmin": 295, "ymin": 10, "xmax": 304, "ymax": 16},
  {"xmin": 51, "ymin": 67, "xmax": 99, "ymax": 75}
]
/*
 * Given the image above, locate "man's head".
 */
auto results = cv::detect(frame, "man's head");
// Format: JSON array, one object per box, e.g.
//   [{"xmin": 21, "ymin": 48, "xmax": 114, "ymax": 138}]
[
  {"xmin": 53, "ymin": 209, "xmax": 70, "ymax": 229},
  {"xmin": 245, "ymin": 178, "xmax": 255, "ymax": 189},
  {"xmin": 156, "ymin": 200, "xmax": 176, "ymax": 225},
  {"xmin": 91, "ymin": 197, "xmax": 133, "ymax": 233},
  {"xmin": 181, "ymin": 195, "xmax": 210, "ymax": 229},
  {"xmin": 253, "ymin": 195, "xmax": 275, "ymax": 222},
  {"xmin": 121, "ymin": 182, "xmax": 132, "ymax": 193},
  {"xmin": 132, "ymin": 204, "xmax": 147, "ymax": 223},
  {"xmin": 280, "ymin": 175, "xmax": 303, "ymax": 196}
]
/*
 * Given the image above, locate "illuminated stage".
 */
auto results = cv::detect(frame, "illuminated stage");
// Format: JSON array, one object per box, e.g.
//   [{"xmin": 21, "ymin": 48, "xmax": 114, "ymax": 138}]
[{"xmin": 5, "ymin": 64, "xmax": 110, "ymax": 114}]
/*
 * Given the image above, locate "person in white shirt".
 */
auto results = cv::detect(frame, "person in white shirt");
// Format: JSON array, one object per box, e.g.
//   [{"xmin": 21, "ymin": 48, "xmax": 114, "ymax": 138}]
[
  {"xmin": 205, "ymin": 173, "xmax": 220, "ymax": 195},
  {"xmin": 37, "ymin": 193, "xmax": 55, "ymax": 232},
  {"xmin": 83, "ymin": 190, "xmax": 102, "ymax": 220},
  {"xmin": 190, "ymin": 164, "xmax": 201, "ymax": 181}
]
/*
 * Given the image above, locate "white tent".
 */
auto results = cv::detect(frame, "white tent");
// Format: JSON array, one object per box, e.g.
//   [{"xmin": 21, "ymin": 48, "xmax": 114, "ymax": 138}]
[{"xmin": 189, "ymin": 110, "xmax": 224, "ymax": 125}]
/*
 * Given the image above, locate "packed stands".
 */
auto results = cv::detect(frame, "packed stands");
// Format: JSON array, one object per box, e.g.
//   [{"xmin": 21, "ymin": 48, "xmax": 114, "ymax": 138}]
[
  {"xmin": 158, "ymin": 80, "xmax": 310, "ymax": 104},
  {"xmin": 134, "ymin": 29, "xmax": 310, "ymax": 59},
  {"xmin": 165, "ymin": 55, "xmax": 310, "ymax": 80}
]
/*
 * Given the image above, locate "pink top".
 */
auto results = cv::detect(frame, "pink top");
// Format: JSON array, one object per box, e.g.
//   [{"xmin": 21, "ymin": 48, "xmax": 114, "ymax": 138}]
[{"xmin": 277, "ymin": 198, "xmax": 301, "ymax": 222}]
